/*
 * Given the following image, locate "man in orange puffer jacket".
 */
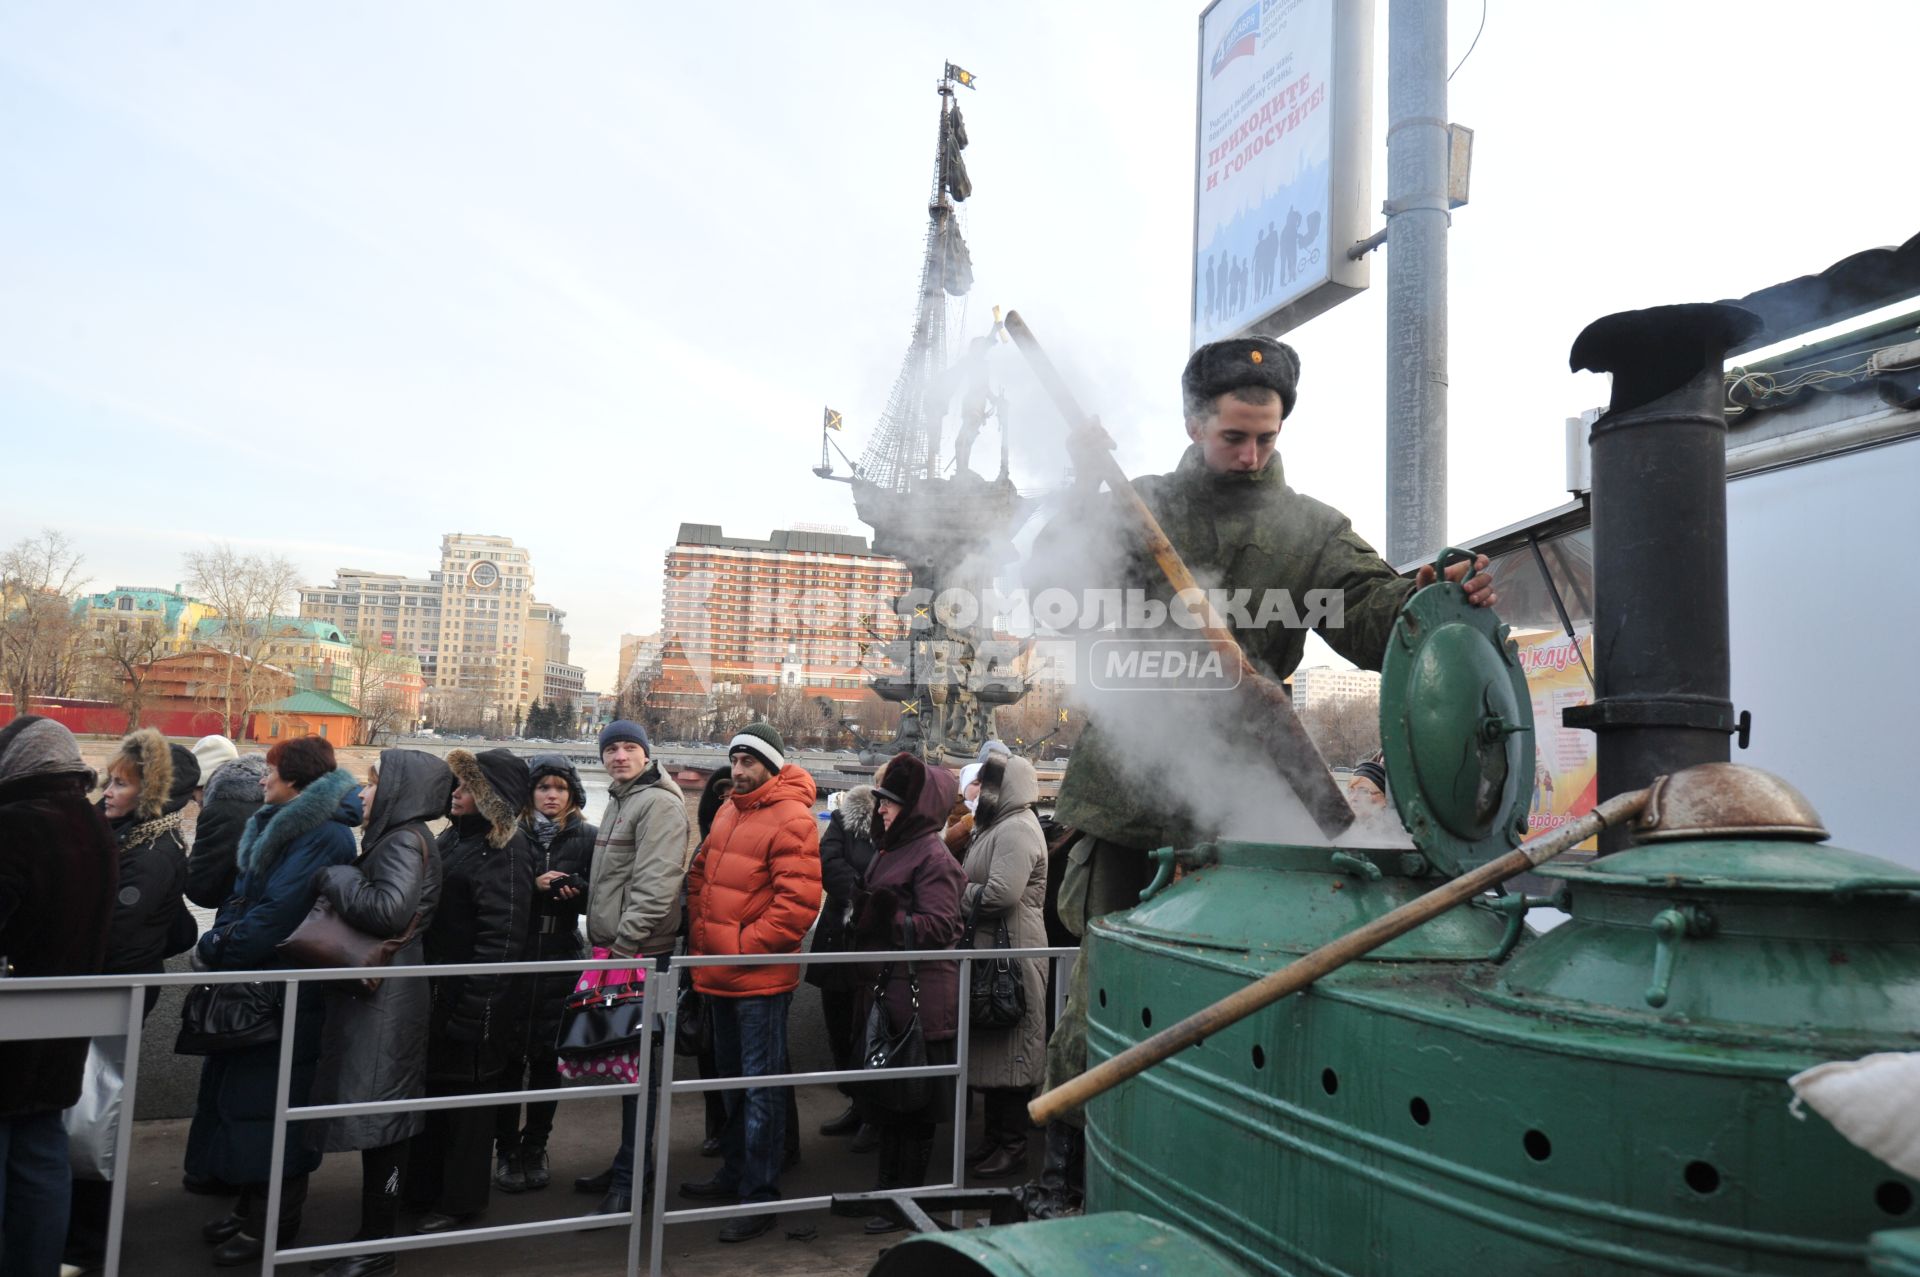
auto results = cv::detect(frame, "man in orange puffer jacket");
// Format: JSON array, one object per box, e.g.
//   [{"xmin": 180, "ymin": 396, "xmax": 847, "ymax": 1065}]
[{"xmin": 679, "ymin": 721, "xmax": 823, "ymax": 1242}]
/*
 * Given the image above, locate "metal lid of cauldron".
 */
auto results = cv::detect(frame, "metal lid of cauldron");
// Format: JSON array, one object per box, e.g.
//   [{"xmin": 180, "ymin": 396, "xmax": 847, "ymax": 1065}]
[{"xmin": 1378, "ymin": 547, "xmax": 1537, "ymax": 879}]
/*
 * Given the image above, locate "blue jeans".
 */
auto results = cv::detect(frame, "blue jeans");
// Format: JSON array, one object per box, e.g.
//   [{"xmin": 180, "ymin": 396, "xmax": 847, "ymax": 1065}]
[
  {"xmin": 1, "ymin": 1111, "xmax": 72, "ymax": 1277},
  {"xmin": 609, "ymin": 1028, "xmax": 665, "ymax": 1197},
  {"xmin": 709, "ymin": 992, "xmax": 791, "ymax": 1204}
]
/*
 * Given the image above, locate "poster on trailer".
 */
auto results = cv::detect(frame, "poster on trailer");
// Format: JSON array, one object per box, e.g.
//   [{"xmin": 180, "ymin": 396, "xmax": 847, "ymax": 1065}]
[
  {"xmin": 1192, "ymin": 0, "xmax": 1373, "ymax": 347},
  {"xmin": 1513, "ymin": 628, "xmax": 1599, "ymax": 852}
]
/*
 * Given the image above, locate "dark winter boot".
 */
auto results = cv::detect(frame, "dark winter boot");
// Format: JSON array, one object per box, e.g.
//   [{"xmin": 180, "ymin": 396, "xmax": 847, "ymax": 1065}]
[
  {"xmin": 518, "ymin": 1143, "xmax": 550, "ymax": 1191},
  {"xmin": 866, "ymin": 1135, "xmax": 933, "ymax": 1234},
  {"xmin": 972, "ymin": 1137, "xmax": 1028, "ymax": 1180},
  {"xmin": 851, "ymin": 1126, "xmax": 903, "ymax": 1230},
  {"xmin": 493, "ymin": 1144, "xmax": 527, "ymax": 1194},
  {"xmin": 819, "ymin": 1103, "xmax": 861, "ymax": 1137},
  {"xmin": 1012, "ymin": 1121, "xmax": 1084, "ymax": 1220}
]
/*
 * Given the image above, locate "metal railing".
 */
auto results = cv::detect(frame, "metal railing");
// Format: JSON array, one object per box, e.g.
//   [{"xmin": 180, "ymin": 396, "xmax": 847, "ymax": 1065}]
[{"xmin": 0, "ymin": 943, "xmax": 1076, "ymax": 1277}]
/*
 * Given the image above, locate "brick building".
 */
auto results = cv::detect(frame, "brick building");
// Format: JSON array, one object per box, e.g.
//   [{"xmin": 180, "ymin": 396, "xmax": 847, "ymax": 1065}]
[{"xmin": 662, "ymin": 523, "xmax": 909, "ymax": 699}]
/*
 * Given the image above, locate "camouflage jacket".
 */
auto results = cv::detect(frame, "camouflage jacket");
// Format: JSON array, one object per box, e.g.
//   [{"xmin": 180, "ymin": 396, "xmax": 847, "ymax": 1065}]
[{"xmin": 1037, "ymin": 445, "xmax": 1414, "ymax": 852}]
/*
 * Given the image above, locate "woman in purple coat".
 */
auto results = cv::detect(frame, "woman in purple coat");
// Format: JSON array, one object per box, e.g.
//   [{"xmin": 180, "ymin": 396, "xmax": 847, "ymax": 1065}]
[{"xmin": 846, "ymin": 752, "xmax": 965, "ymax": 1234}]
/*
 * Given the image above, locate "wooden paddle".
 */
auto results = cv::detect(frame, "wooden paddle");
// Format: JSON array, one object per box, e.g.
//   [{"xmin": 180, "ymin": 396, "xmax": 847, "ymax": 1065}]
[{"xmin": 1028, "ymin": 786, "xmax": 1652, "ymax": 1123}]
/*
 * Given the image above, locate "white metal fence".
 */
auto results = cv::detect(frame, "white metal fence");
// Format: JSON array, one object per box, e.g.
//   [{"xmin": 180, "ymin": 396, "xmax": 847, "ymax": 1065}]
[{"xmin": 0, "ymin": 944, "xmax": 1076, "ymax": 1277}]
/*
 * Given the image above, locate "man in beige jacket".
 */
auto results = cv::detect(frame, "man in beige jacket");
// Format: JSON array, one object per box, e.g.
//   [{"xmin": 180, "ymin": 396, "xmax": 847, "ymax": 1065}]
[{"xmin": 572, "ymin": 719, "xmax": 692, "ymax": 1216}]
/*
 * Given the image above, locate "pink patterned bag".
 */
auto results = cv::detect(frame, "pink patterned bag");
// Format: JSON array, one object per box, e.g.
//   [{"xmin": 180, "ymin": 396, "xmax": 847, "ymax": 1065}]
[{"xmin": 556, "ymin": 946, "xmax": 645, "ymax": 1084}]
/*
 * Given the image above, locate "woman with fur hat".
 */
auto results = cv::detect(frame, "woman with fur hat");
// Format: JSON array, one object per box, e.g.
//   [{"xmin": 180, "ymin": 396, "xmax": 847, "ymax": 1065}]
[
  {"xmin": 493, "ymin": 754, "xmax": 595, "ymax": 1196},
  {"xmin": 405, "ymin": 748, "xmax": 534, "ymax": 1234},
  {"xmin": 845, "ymin": 751, "xmax": 966, "ymax": 1234},
  {"xmin": 305, "ymin": 749, "xmax": 453, "ymax": 1277},
  {"xmin": 67, "ymin": 734, "xmax": 201, "ymax": 1277},
  {"xmin": 189, "ymin": 736, "xmax": 361, "ymax": 1266},
  {"xmin": 957, "ymin": 752, "xmax": 1050, "ymax": 1179}
]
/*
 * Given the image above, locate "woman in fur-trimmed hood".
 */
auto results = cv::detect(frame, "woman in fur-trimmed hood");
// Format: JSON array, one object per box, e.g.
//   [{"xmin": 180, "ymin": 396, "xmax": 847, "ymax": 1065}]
[
  {"xmin": 98, "ymin": 726, "xmax": 201, "ymax": 983},
  {"xmin": 407, "ymin": 747, "xmax": 536, "ymax": 1228},
  {"xmin": 187, "ymin": 736, "xmax": 360, "ymax": 1259}
]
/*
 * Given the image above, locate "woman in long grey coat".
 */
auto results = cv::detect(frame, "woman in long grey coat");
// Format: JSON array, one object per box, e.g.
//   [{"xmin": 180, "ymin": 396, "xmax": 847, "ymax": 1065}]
[
  {"xmin": 958, "ymin": 753, "xmax": 1049, "ymax": 1179},
  {"xmin": 308, "ymin": 749, "xmax": 451, "ymax": 1277}
]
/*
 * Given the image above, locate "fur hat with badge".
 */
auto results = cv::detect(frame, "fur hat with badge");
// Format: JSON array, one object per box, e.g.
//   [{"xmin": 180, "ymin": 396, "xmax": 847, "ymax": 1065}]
[
  {"xmin": 447, "ymin": 747, "xmax": 532, "ymax": 848},
  {"xmin": 1182, "ymin": 335, "xmax": 1302, "ymax": 419}
]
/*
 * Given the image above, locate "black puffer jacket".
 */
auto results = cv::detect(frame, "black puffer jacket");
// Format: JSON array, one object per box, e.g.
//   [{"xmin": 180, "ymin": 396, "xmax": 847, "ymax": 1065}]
[
  {"xmin": 426, "ymin": 749, "xmax": 535, "ymax": 1078},
  {"xmin": 312, "ymin": 749, "xmax": 452, "ymax": 1151},
  {"xmin": 527, "ymin": 812, "xmax": 594, "ymax": 958},
  {"xmin": 516, "ymin": 810, "xmax": 595, "ymax": 1065},
  {"xmin": 807, "ymin": 786, "xmax": 878, "ymax": 993},
  {"xmin": 102, "ymin": 729, "xmax": 200, "ymax": 975},
  {"xmin": 185, "ymin": 753, "xmax": 266, "ymax": 908}
]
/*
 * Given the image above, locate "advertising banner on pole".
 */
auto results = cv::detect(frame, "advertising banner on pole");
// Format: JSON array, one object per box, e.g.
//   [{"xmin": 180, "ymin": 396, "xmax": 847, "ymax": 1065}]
[{"xmin": 1193, "ymin": 0, "xmax": 1373, "ymax": 346}]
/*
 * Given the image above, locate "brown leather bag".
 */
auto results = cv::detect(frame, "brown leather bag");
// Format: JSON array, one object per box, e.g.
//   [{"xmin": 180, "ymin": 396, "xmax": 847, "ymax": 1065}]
[{"xmin": 277, "ymin": 830, "xmax": 427, "ymax": 993}]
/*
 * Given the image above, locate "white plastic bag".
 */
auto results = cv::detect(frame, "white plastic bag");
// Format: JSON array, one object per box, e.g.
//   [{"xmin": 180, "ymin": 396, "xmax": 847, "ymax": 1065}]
[
  {"xmin": 1789, "ymin": 1051, "xmax": 1920, "ymax": 1180},
  {"xmin": 64, "ymin": 1037, "xmax": 126, "ymax": 1181}
]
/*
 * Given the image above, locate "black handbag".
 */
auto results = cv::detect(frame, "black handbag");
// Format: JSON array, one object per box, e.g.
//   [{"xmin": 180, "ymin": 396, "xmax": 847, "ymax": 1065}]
[
  {"xmin": 556, "ymin": 978, "xmax": 648, "ymax": 1062},
  {"xmin": 674, "ymin": 968, "xmax": 711, "ymax": 1058},
  {"xmin": 961, "ymin": 910, "xmax": 1027, "ymax": 1031},
  {"xmin": 175, "ymin": 981, "xmax": 284, "ymax": 1055},
  {"xmin": 852, "ymin": 965, "xmax": 929, "ymax": 1115}
]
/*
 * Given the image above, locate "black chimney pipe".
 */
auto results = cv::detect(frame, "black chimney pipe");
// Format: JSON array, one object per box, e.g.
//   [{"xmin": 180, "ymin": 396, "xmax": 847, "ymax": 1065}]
[{"xmin": 1564, "ymin": 303, "xmax": 1762, "ymax": 852}]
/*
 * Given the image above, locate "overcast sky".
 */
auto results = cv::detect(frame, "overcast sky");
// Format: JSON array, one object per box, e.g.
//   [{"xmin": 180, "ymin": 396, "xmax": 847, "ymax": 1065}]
[{"xmin": 3, "ymin": 2, "xmax": 1913, "ymax": 692}]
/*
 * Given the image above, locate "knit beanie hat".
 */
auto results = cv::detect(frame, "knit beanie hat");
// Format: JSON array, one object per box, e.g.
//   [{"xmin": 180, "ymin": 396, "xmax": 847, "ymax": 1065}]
[
  {"xmin": 598, "ymin": 719, "xmax": 650, "ymax": 755},
  {"xmin": 191, "ymin": 735, "xmax": 239, "ymax": 781},
  {"xmin": 728, "ymin": 722, "xmax": 786, "ymax": 773}
]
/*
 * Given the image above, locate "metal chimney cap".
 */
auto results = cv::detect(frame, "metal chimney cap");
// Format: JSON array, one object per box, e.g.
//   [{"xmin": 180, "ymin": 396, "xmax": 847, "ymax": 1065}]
[
  {"xmin": 1635, "ymin": 763, "xmax": 1829, "ymax": 843},
  {"xmin": 1570, "ymin": 303, "xmax": 1764, "ymax": 416}
]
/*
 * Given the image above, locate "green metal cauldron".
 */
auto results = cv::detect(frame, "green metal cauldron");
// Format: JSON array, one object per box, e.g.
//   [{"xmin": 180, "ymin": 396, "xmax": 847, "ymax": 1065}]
[{"xmin": 879, "ymin": 569, "xmax": 1920, "ymax": 1276}]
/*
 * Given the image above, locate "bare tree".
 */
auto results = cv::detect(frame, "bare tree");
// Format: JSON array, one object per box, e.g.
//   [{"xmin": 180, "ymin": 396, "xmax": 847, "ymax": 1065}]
[
  {"xmin": 1298, "ymin": 695, "xmax": 1382, "ymax": 769},
  {"xmin": 89, "ymin": 620, "xmax": 171, "ymax": 732},
  {"xmin": 756, "ymin": 687, "xmax": 817, "ymax": 748},
  {"xmin": 345, "ymin": 635, "xmax": 412, "ymax": 746},
  {"xmin": 184, "ymin": 544, "xmax": 299, "ymax": 737},
  {"xmin": 0, "ymin": 530, "xmax": 90, "ymax": 713}
]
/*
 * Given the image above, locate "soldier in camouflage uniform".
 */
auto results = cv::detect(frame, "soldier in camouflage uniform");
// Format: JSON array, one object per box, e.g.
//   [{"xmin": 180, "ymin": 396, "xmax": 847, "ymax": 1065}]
[{"xmin": 1016, "ymin": 335, "xmax": 1495, "ymax": 1218}]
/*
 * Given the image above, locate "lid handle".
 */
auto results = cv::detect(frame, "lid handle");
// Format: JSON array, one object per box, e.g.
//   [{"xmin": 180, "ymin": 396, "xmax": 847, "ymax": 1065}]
[{"xmin": 1429, "ymin": 546, "xmax": 1478, "ymax": 584}]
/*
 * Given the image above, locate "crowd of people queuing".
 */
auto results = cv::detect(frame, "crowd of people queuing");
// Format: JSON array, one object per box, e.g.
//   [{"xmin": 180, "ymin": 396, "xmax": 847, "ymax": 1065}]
[{"xmin": 0, "ymin": 713, "xmax": 1058, "ymax": 1275}]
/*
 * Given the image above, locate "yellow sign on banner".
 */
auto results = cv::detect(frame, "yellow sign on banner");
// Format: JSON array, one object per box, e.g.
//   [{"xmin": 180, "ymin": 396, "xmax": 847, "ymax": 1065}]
[{"xmin": 1513, "ymin": 628, "xmax": 1598, "ymax": 850}]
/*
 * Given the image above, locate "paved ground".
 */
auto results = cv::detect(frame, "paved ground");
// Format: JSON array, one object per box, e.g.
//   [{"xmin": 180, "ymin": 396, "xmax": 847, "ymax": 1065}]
[{"xmin": 112, "ymin": 1081, "xmax": 1035, "ymax": 1276}]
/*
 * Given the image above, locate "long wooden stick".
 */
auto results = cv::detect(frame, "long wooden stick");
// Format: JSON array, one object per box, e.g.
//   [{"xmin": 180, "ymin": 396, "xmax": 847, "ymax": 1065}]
[
  {"xmin": 1003, "ymin": 310, "xmax": 1353, "ymax": 839},
  {"xmin": 1028, "ymin": 786, "xmax": 1652, "ymax": 1124}
]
